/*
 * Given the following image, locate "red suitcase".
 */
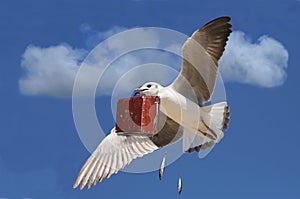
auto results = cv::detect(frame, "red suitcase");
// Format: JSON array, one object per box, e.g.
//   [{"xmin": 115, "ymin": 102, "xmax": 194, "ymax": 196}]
[{"xmin": 115, "ymin": 96, "xmax": 160, "ymax": 135}]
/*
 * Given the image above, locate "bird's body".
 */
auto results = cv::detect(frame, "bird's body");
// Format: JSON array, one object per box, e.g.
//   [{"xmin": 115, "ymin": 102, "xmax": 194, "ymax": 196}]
[
  {"xmin": 159, "ymin": 86, "xmax": 220, "ymax": 139},
  {"xmin": 73, "ymin": 16, "xmax": 232, "ymax": 190},
  {"xmin": 159, "ymin": 86, "xmax": 203, "ymax": 132}
]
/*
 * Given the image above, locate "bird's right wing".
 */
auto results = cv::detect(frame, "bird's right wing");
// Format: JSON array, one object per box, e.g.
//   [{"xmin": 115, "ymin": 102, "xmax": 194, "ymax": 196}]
[
  {"xmin": 169, "ymin": 17, "xmax": 232, "ymax": 105},
  {"xmin": 73, "ymin": 128, "xmax": 159, "ymax": 190}
]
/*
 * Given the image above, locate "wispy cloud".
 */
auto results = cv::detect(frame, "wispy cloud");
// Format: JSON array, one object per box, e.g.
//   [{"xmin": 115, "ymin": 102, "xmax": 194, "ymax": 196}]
[
  {"xmin": 220, "ymin": 31, "xmax": 288, "ymax": 87},
  {"xmin": 19, "ymin": 26, "xmax": 179, "ymax": 98},
  {"xmin": 19, "ymin": 26, "xmax": 289, "ymax": 98},
  {"xmin": 19, "ymin": 44, "xmax": 87, "ymax": 97}
]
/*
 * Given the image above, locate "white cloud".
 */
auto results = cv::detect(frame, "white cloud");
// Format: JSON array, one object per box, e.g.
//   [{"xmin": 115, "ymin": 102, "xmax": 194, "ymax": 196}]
[
  {"xmin": 19, "ymin": 27, "xmax": 289, "ymax": 98},
  {"xmin": 219, "ymin": 31, "xmax": 289, "ymax": 87},
  {"xmin": 80, "ymin": 24, "xmax": 127, "ymax": 49},
  {"xmin": 19, "ymin": 27, "xmax": 179, "ymax": 98},
  {"xmin": 19, "ymin": 44, "xmax": 87, "ymax": 97}
]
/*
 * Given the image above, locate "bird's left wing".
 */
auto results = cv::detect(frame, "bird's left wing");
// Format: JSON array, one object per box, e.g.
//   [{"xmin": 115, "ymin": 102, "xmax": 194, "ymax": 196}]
[{"xmin": 73, "ymin": 128, "xmax": 159, "ymax": 190}]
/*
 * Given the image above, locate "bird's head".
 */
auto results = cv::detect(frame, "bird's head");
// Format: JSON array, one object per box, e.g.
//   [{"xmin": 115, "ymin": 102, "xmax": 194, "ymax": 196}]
[{"xmin": 133, "ymin": 82, "xmax": 163, "ymax": 96}]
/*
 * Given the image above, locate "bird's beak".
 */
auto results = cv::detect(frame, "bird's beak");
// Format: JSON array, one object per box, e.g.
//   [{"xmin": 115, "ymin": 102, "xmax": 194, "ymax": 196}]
[{"xmin": 132, "ymin": 88, "xmax": 147, "ymax": 96}]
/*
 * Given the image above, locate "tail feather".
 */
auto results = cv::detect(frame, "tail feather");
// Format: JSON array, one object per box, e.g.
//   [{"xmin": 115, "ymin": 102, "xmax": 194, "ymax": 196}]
[
  {"xmin": 202, "ymin": 101, "xmax": 230, "ymax": 133},
  {"xmin": 184, "ymin": 101, "xmax": 230, "ymax": 155},
  {"xmin": 222, "ymin": 105, "xmax": 230, "ymax": 130}
]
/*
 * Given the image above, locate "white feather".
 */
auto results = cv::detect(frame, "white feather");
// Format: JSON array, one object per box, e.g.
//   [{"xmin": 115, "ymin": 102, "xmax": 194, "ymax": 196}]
[{"xmin": 73, "ymin": 128, "xmax": 158, "ymax": 189}]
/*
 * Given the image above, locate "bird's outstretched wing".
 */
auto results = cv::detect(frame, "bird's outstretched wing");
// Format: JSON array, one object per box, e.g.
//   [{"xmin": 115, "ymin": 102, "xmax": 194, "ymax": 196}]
[
  {"xmin": 73, "ymin": 128, "xmax": 159, "ymax": 190},
  {"xmin": 169, "ymin": 16, "xmax": 232, "ymax": 105}
]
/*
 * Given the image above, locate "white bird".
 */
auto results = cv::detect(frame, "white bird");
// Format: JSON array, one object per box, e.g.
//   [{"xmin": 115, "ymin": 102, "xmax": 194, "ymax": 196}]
[{"xmin": 73, "ymin": 16, "xmax": 231, "ymax": 190}]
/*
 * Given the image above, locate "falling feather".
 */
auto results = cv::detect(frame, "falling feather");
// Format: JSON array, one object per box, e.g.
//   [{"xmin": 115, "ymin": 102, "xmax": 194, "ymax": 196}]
[
  {"xmin": 159, "ymin": 153, "xmax": 166, "ymax": 180},
  {"xmin": 177, "ymin": 176, "xmax": 182, "ymax": 195}
]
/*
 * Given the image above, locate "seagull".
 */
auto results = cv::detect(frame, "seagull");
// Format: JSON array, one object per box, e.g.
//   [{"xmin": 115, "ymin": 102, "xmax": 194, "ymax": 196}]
[{"xmin": 73, "ymin": 16, "xmax": 232, "ymax": 190}]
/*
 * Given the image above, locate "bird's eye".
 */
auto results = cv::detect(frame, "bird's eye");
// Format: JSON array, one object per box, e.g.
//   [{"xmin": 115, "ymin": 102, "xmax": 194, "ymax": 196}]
[{"xmin": 146, "ymin": 84, "xmax": 151, "ymax": 88}]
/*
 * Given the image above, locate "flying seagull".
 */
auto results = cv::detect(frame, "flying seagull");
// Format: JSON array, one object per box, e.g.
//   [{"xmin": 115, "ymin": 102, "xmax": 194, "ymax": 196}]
[{"xmin": 73, "ymin": 16, "xmax": 232, "ymax": 190}]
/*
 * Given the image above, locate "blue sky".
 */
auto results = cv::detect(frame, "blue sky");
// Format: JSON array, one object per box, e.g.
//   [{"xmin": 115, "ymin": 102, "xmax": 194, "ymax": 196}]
[{"xmin": 1, "ymin": 0, "xmax": 300, "ymax": 198}]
